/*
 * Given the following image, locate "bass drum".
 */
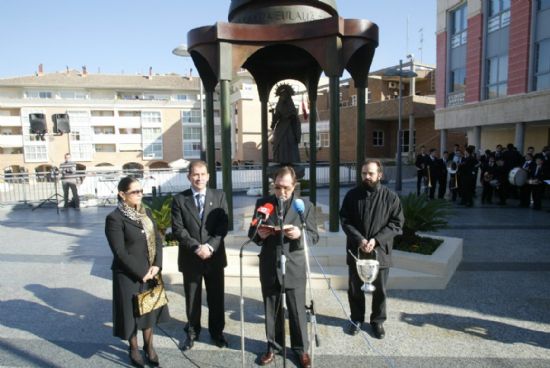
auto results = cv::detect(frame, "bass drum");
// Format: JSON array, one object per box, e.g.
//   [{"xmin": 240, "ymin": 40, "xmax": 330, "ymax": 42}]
[{"xmin": 508, "ymin": 167, "xmax": 528, "ymax": 186}]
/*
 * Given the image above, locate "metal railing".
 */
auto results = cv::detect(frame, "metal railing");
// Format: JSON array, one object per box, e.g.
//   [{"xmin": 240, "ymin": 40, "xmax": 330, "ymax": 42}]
[{"xmin": 0, "ymin": 163, "xmax": 359, "ymax": 206}]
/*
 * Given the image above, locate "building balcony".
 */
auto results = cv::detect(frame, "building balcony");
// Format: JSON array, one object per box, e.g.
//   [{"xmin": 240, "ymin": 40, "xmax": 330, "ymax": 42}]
[
  {"xmin": 116, "ymin": 134, "xmax": 142, "ymax": 144},
  {"xmin": 0, "ymin": 134, "xmax": 23, "ymax": 147},
  {"xmin": 0, "ymin": 116, "xmax": 22, "ymax": 127},
  {"xmin": 90, "ymin": 116, "xmax": 116, "ymax": 126},
  {"xmin": 364, "ymin": 95, "xmax": 436, "ymax": 120},
  {"xmin": 117, "ymin": 116, "xmax": 141, "ymax": 128}
]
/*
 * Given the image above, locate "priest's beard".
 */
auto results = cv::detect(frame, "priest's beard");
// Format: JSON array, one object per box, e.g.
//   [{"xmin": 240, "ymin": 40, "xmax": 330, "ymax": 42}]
[{"xmin": 362, "ymin": 177, "xmax": 379, "ymax": 190}]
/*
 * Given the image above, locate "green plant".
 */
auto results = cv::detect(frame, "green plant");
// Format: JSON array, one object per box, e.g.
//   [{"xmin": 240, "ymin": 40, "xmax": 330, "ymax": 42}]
[
  {"xmin": 395, "ymin": 193, "xmax": 453, "ymax": 254},
  {"xmin": 143, "ymin": 195, "xmax": 173, "ymax": 244}
]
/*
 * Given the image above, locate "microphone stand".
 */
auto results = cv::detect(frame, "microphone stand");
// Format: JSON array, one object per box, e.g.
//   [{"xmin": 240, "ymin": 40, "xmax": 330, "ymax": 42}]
[
  {"xmin": 300, "ymin": 212, "xmax": 320, "ymax": 366},
  {"xmin": 277, "ymin": 199, "xmax": 287, "ymax": 368},
  {"xmin": 240, "ymin": 220, "xmax": 262, "ymax": 368}
]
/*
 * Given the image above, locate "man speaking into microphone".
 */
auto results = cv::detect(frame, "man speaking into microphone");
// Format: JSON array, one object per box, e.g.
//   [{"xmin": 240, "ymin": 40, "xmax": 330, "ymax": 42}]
[{"xmin": 248, "ymin": 166, "xmax": 318, "ymax": 368}]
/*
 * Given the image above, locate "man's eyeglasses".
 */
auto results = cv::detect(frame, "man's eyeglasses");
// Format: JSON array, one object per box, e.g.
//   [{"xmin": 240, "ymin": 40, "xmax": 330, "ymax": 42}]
[{"xmin": 125, "ymin": 189, "xmax": 144, "ymax": 195}]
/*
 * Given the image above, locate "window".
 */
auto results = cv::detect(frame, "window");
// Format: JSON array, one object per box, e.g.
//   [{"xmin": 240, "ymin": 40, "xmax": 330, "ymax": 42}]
[
  {"xmin": 175, "ymin": 94, "xmax": 195, "ymax": 101},
  {"xmin": 540, "ymin": 0, "xmax": 550, "ymax": 10},
  {"xmin": 60, "ymin": 90, "xmax": 87, "ymax": 100},
  {"xmin": 373, "ymin": 130, "xmax": 384, "ymax": 147},
  {"xmin": 535, "ymin": 39, "xmax": 550, "ymax": 91},
  {"xmin": 486, "ymin": 55, "xmax": 508, "ymax": 98},
  {"xmin": 141, "ymin": 111, "xmax": 161, "ymax": 124},
  {"xmin": 93, "ymin": 126, "xmax": 115, "ymax": 134},
  {"xmin": 450, "ymin": 67, "xmax": 466, "ymax": 92},
  {"xmin": 70, "ymin": 126, "xmax": 93, "ymax": 161},
  {"xmin": 183, "ymin": 142, "xmax": 201, "ymax": 158},
  {"xmin": 451, "ymin": 4, "xmax": 468, "ymax": 48},
  {"xmin": 25, "ymin": 90, "xmax": 53, "ymax": 99},
  {"xmin": 183, "ymin": 127, "xmax": 201, "ymax": 140},
  {"xmin": 182, "ymin": 110, "xmax": 201, "ymax": 124},
  {"xmin": 319, "ymin": 132, "xmax": 329, "ymax": 148},
  {"xmin": 93, "ymin": 144, "xmax": 116, "ymax": 152},
  {"xmin": 351, "ymin": 95, "xmax": 357, "ymax": 106},
  {"xmin": 142, "ymin": 128, "xmax": 163, "ymax": 160},
  {"xmin": 488, "ymin": 0, "xmax": 511, "ymax": 33},
  {"xmin": 24, "ymin": 144, "xmax": 47, "ymax": 162},
  {"xmin": 401, "ymin": 130, "xmax": 416, "ymax": 153}
]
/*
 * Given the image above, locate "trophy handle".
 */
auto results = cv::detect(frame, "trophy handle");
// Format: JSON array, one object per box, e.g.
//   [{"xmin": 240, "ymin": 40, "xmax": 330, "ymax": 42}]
[{"xmin": 358, "ymin": 247, "xmax": 378, "ymax": 261}]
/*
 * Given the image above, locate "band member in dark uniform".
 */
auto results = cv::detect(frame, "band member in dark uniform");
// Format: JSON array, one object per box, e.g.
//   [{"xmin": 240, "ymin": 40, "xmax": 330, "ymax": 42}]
[
  {"xmin": 415, "ymin": 146, "xmax": 429, "ymax": 196},
  {"xmin": 439, "ymin": 151, "xmax": 450, "ymax": 199},
  {"xmin": 519, "ymin": 153, "xmax": 535, "ymax": 208},
  {"xmin": 458, "ymin": 147, "xmax": 477, "ymax": 207},
  {"xmin": 529, "ymin": 155, "xmax": 547, "ymax": 210},
  {"xmin": 480, "ymin": 155, "xmax": 497, "ymax": 204},
  {"xmin": 449, "ymin": 150, "xmax": 462, "ymax": 202},
  {"xmin": 494, "ymin": 157, "xmax": 509, "ymax": 205}
]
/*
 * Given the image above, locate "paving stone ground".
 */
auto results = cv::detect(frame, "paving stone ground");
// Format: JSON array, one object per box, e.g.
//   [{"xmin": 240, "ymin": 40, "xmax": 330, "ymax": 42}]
[{"xmin": 1, "ymin": 182, "xmax": 549, "ymax": 367}]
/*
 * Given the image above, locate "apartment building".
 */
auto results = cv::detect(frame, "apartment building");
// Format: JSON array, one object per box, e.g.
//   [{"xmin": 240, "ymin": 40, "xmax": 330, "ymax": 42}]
[
  {"xmin": 309, "ymin": 62, "xmax": 464, "ymax": 162},
  {"xmin": 436, "ymin": 0, "xmax": 550, "ymax": 152},
  {"xmin": 0, "ymin": 66, "xmax": 220, "ymax": 175}
]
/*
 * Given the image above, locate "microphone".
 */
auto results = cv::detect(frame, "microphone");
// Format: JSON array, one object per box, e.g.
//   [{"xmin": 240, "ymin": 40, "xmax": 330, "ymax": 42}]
[
  {"xmin": 250, "ymin": 203, "xmax": 274, "ymax": 226},
  {"xmin": 277, "ymin": 197, "xmax": 285, "ymax": 219},
  {"xmin": 292, "ymin": 198, "xmax": 306, "ymax": 225}
]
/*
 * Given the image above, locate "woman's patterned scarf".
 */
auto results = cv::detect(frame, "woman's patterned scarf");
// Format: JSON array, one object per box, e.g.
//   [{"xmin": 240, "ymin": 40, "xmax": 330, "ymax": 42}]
[{"xmin": 118, "ymin": 201, "xmax": 156, "ymax": 265}]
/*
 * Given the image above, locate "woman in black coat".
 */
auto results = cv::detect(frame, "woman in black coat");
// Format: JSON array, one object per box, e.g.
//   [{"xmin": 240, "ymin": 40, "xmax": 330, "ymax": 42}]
[{"xmin": 105, "ymin": 176, "xmax": 169, "ymax": 367}]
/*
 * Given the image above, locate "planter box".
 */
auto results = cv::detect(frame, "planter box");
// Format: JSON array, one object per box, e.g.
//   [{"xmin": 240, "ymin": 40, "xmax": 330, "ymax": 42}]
[
  {"xmin": 161, "ymin": 232, "xmax": 463, "ymax": 290},
  {"xmin": 162, "ymin": 246, "xmax": 180, "ymax": 284},
  {"xmin": 389, "ymin": 234, "xmax": 463, "ymax": 289}
]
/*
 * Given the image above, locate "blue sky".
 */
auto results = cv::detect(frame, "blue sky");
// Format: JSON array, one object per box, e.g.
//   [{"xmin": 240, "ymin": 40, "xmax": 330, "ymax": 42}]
[{"xmin": 0, "ymin": 0, "xmax": 436, "ymax": 78}]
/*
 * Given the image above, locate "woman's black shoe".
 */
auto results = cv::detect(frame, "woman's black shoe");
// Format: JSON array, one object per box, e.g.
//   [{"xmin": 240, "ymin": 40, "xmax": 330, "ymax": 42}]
[
  {"xmin": 143, "ymin": 346, "xmax": 159, "ymax": 366},
  {"xmin": 128, "ymin": 348, "xmax": 145, "ymax": 368}
]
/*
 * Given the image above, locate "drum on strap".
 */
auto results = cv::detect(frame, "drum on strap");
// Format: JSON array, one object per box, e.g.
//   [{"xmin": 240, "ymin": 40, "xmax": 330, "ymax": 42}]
[{"xmin": 508, "ymin": 167, "xmax": 528, "ymax": 186}]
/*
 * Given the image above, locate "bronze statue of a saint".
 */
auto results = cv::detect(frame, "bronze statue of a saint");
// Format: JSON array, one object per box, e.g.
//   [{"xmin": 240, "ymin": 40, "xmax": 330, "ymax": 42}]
[{"xmin": 271, "ymin": 84, "xmax": 301, "ymax": 165}]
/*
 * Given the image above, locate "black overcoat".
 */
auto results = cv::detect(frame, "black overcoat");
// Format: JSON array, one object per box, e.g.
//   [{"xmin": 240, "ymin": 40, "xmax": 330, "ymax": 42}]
[
  {"xmin": 340, "ymin": 184, "xmax": 404, "ymax": 269},
  {"xmin": 105, "ymin": 207, "xmax": 169, "ymax": 340}
]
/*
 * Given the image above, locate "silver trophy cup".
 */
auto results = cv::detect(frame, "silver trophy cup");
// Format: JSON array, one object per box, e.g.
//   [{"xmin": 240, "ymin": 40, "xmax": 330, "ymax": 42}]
[{"xmin": 348, "ymin": 249, "xmax": 380, "ymax": 293}]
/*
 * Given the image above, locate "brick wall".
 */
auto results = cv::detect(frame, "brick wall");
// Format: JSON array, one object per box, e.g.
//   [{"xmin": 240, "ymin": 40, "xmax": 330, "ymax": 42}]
[
  {"xmin": 465, "ymin": 13, "xmax": 483, "ymax": 103},
  {"xmin": 508, "ymin": 0, "xmax": 532, "ymax": 95}
]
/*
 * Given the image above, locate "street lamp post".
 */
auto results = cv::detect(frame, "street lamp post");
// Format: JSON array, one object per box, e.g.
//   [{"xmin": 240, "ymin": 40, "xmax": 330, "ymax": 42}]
[
  {"xmin": 383, "ymin": 60, "xmax": 417, "ymax": 192},
  {"xmin": 172, "ymin": 44, "xmax": 206, "ymax": 161}
]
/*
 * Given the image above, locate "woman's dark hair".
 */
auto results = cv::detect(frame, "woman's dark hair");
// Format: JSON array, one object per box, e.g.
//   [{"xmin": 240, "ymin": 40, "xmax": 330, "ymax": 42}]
[{"xmin": 117, "ymin": 176, "xmax": 139, "ymax": 202}]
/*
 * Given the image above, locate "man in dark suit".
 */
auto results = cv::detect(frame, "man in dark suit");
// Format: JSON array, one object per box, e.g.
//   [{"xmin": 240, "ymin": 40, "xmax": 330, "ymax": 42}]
[
  {"xmin": 415, "ymin": 146, "xmax": 428, "ymax": 195},
  {"xmin": 171, "ymin": 160, "xmax": 229, "ymax": 350},
  {"xmin": 340, "ymin": 160, "xmax": 404, "ymax": 339},
  {"xmin": 248, "ymin": 166, "xmax": 318, "ymax": 368}
]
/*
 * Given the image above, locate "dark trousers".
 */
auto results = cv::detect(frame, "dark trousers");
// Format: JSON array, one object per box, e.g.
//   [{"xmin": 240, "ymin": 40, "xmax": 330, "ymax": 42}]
[
  {"xmin": 262, "ymin": 281, "xmax": 308, "ymax": 354},
  {"xmin": 416, "ymin": 170, "xmax": 424, "ymax": 195},
  {"xmin": 531, "ymin": 184, "xmax": 544, "ymax": 210},
  {"xmin": 182, "ymin": 267, "xmax": 225, "ymax": 338},
  {"xmin": 348, "ymin": 266, "xmax": 389, "ymax": 325},
  {"xmin": 519, "ymin": 185, "xmax": 531, "ymax": 207},
  {"xmin": 62, "ymin": 181, "xmax": 79, "ymax": 208},
  {"xmin": 481, "ymin": 182, "xmax": 494, "ymax": 203},
  {"xmin": 439, "ymin": 176, "xmax": 447, "ymax": 199}
]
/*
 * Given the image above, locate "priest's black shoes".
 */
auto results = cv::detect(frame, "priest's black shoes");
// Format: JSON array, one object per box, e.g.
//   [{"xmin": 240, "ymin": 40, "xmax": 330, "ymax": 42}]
[
  {"xmin": 371, "ymin": 322, "xmax": 386, "ymax": 339},
  {"xmin": 347, "ymin": 321, "xmax": 362, "ymax": 335}
]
